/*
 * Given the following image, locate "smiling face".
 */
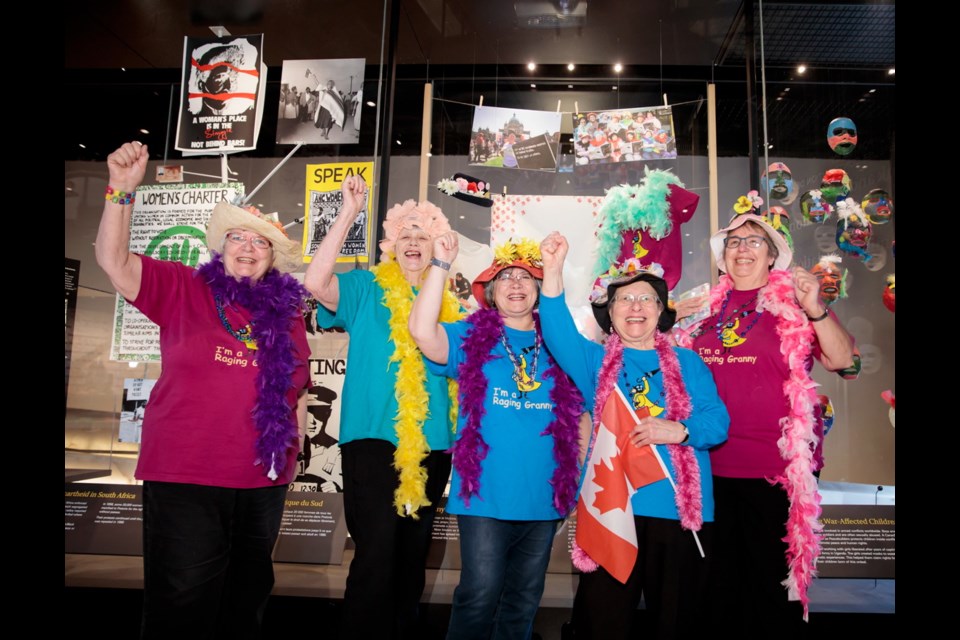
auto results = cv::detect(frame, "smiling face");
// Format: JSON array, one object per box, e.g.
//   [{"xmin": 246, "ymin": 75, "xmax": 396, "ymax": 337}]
[
  {"xmin": 609, "ymin": 280, "xmax": 662, "ymax": 350},
  {"xmin": 723, "ymin": 222, "xmax": 775, "ymax": 289},
  {"xmin": 490, "ymin": 267, "xmax": 539, "ymax": 323},
  {"xmin": 222, "ymin": 228, "xmax": 274, "ymax": 282},
  {"xmin": 394, "ymin": 226, "xmax": 432, "ymax": 277}
]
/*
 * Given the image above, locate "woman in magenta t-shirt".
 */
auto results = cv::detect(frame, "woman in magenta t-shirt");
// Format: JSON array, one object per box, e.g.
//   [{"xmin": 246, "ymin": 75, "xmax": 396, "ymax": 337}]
[
  {"xmin": 95, "ymin": 141, "xmax": 311, "ymax": 639},
  {"xmin": 677, "ymin": 213, "xmax": 856, "ymax": 634}
]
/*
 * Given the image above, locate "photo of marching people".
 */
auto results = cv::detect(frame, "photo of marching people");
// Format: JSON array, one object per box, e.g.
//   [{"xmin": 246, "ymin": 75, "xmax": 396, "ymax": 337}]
[{"xmin": 276, "ymin": 58, "xmax": 366, "ymax": 145}]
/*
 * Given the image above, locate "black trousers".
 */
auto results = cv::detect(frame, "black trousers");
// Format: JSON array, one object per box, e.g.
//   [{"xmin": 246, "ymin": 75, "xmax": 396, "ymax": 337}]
[
  {"xmin": 571, "ymin": 516, "xmax": 713, "ymax": 640},
  {"xmin": 140, "ymin": 481, "xmax": 287, "ymax": 640},
  {"xmin": 339, "ymin": 439, "xmax": 452, "ymax": 640},
  {"xmin": 707, "ymin": 476, "xmax": 808, "ymax": 638}
]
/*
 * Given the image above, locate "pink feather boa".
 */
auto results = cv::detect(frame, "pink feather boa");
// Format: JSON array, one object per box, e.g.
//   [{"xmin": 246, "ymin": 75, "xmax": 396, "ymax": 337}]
[
  {"xmin": 572, "ymin": 330, "xmax": 701, "ymax": 573},
  {"xmin": 676, "ymin": 270, "xmax": 821, "ymax": 620}
]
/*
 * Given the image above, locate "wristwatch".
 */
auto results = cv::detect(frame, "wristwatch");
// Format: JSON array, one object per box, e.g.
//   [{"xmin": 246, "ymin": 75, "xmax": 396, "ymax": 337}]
[{"xmin": 680, "ymin": 423, "xmax": 690, "ymax": 444}]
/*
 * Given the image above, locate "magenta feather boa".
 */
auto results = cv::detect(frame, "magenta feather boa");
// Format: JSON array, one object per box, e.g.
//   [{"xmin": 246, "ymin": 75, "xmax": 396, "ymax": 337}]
[
  {"xmin": 676, "ymin": 270, "xmax": 821, "ymax": 620},
  {"xmin": 198, "ymin": 254, "xmax": 308, "ymax": 481},
  {"xmin": 571, "ymin": 330, "xmax": 701, "ymax": 573},
  {"xmin": 454, "ymin": 308, "xmax": 583, "ymax": 514}
]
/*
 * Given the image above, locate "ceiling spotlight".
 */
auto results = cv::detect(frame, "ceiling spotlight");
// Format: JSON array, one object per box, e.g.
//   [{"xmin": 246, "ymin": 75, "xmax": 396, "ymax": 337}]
[
  {"xmin": 767, "ymin": 144, "xmax": 774, "ymax": 149},
  {"xmin": 396, "ymin": 140, "xmax": 402, "ymax": 145},
  {"xmin": 613, "ymin": 63, "xmax": 623, "ymax": 73},
  {"xmin": 568, "ymin": 84, "xmax": 573, "ymax": 89},
  {"xmin": 366, "ymin": 101, "xmax": 376, "ymax": 107},
  {"xmin": 612, "ymin": 86, "xmax": 618, "ymax": 90},
  {"xmin": 139, "ymin": 128, "xmax": 150, "ymax": 135},
  {"xmin": 121, "ymin": 67, "xmax": 126, "ymax": 72},
  {"xmin": 527, "ymin": 62, "xmax": 536, "ymax": 71},
  {"xmin": 784, "ymin": 87, "xmax": 791, "ymax": 92},
  {"xmin": 797, "ymin": 64, "xmax": 807, "ymax": 74},
  {"xmin": 869, "ymin": 88, "xmax": 876, "ymax": 93},
  {"xmin": 567, "ymin": 63, "xmax": 575, "ymax": 71},
  {"xmin": 459, "ymin": 215, "xmax": 465, "ymax": 219},
  {"xmin": 78, "ymin": 143, "xmax": 86, "ymax": 149},
  {"xmin": 888, "ymin": 68, "xmax": 895, "ymax": 75},
  {"xmin": 530, "ymin": 83, "xmax": 537, "ymax": 88}
]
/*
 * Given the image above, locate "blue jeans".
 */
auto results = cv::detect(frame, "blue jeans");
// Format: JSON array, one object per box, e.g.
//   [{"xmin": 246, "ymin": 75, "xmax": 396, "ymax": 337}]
[{"xmin": 447, "ymin": 516, "xmax": 560, "ymax": 640}]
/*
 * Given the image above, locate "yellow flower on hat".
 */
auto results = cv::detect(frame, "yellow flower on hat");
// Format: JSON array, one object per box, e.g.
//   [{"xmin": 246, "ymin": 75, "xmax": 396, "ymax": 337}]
[
  {"xmin": 494, "ymin": 238, "xmax": 542, "ymax": 268},
  {"xmin": 734, "ymin": 195, "xmax": 754, "ymax": 214}
]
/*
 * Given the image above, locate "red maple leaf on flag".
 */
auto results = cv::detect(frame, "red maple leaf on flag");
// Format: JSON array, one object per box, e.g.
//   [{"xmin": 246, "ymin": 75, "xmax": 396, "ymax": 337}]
[{"xmin": 592, "ymin": 455, "xmax": 630, "ymax": 514}]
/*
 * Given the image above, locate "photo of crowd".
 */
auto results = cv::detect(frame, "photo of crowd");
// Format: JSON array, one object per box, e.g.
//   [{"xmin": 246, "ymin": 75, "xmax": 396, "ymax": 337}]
[{"xmin": 572, "ymin": 106, "xmax": 677, "ymax": 165}]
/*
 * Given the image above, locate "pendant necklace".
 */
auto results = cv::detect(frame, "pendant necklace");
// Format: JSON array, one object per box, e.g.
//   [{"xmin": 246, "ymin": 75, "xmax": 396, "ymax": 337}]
[
  {"xmin": 215, "ymin": 294, "xmax": 257, "ymax": 350},
  {"xmin": 499, "ymin": 328, "xmax": 541, "ymax": 393}
]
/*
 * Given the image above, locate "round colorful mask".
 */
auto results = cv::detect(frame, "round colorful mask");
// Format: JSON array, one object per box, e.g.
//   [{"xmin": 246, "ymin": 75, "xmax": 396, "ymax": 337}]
[
  {"xmin": 821, "ymin": 169, "xmax": 852, "ymax": 203},
  {"xmin": 861, "ymin": 189, "xmax": 893, "ymax": 225},
  {"xmin": 760, "ymin": 162, "xmax": 794, "ymax": 202},
  {"xmin": 763, "ymin": 206, "xmax": 794, "ymax": 250},
  {"xmin": 835, "ymin": 198, "xmax": 872, "ymax": 262},
  {"xmin": 883, "ymin": 274, "xmax": 895, "ymax": 312},
  {"xmin": 800, "ymin": 190, "xmax": 833, "ymax": 224},
  {"xmin": 811, "ymin": 255, "xmax": 847, "ymax": 305},
  {"xmin": 827, "ymin": 117, "xmax": 858, "ymax": 156}
]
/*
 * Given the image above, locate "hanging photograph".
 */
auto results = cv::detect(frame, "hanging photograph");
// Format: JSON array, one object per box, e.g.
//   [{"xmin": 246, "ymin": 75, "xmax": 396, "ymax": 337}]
[
  {"xmin": 175, "ymin": 34, "xmax": 267, "ymax": 154},
  {"xmin": 572, "ymin": 106, "xmax": 677, "ymax": 165},
  {"xmin": 276, "ymin": 58, "xmax": 365, "ymax": 145},
  {"xmin": 469, "ymin": 106, "xmax": 562, "ymax": 171}
]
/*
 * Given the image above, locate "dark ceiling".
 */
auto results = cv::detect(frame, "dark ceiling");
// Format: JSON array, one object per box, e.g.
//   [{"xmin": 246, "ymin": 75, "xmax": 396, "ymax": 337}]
[{"xmin": 64, "ymin": 0, "xmax": 895, "ymax": 161}]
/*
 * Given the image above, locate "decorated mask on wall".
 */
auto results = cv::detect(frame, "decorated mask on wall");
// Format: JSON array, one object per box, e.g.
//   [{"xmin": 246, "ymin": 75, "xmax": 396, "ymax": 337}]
[
  {"xmin": 827, "ymin": 117, "xmax": 858, "ymax": 156},
  {"xmin": 862, "ymin": 189, "xmax": 893, "ymax": 225},
  {"xmin": 811, "ymin": 255, "xmax": 847, "ymax": 305},
  {"xmin": 821, "ymin": 169, "xmax": 852, "ymax": 203},
  {"xmin": 760, "ymin": 162, "xmax": 794, "ymax": 202},
  {"xmin": 763, "ymin": 206, "xmax": 794, "ymax": 250},
  {"xmin": 800, "ymin": 190, "xmax": 833, "ymax": 224},
  {"xmin": 883, "ymin": 274, "xmax": 895, "ymax": 312},
  {"xmin": 836, "ymin": 198, "xmax": 872, "ymax": 262}
]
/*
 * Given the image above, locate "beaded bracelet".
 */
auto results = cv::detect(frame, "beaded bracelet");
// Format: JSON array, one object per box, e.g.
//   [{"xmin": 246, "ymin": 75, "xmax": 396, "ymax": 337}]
[{"xmin": 105, "ymin": 186, "xmax": 136, "ymax": 205}]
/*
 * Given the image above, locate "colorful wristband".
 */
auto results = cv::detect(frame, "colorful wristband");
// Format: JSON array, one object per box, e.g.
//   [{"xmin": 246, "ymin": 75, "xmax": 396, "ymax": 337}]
[
  {"xmin": 105, "ymin": 186, "xmax": 136, "ymax": 205},
  {"xmin": 430, "ymin": 257, "xmax": 451, "ymax": 271}
]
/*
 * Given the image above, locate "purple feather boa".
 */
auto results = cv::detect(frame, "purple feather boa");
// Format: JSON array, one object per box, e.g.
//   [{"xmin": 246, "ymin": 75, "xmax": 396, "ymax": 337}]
[
  {"xmin": 454, "ymin": 308, "xmax": 583, "ymax": 514},
  {"xmin": 198, "ymin": 253, "xmax": 308, "ymax": 480}
]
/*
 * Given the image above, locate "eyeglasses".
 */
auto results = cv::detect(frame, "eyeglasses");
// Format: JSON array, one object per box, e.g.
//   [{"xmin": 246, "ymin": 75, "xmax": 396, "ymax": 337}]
[
  {"xmin": 832, "ymin": 127, "xmax": 857, "ymax": 137},
  {"xmin": 495, "ymin": 270, "xmax": 534, "ymax": 283},
  {"xmin": 723, "ymin": 235, "xmax": 767, "ymax": 250},
  {"xmin": 611, "ymin": 293, "xmax": 660, "ymax": 308},
  {"xmin": 226, "ymin": 231, "xmax": 271, "ymax": 250}
]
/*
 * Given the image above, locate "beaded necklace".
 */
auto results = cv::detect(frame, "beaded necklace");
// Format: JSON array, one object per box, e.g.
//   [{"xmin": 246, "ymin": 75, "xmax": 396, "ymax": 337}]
[
  {"xmin": 499, "ymin": 327, "xmax": 541, "ymax": 393},
  {"xmin": 215, "ymin": 294, "xmax": 257, "ymax": 350}
]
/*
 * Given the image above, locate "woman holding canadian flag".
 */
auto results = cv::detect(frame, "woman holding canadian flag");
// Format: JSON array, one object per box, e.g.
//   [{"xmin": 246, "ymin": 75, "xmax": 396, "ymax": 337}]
[{"xmin": 538, "ymin": 231, "xmax": 729, "ymax": 639}]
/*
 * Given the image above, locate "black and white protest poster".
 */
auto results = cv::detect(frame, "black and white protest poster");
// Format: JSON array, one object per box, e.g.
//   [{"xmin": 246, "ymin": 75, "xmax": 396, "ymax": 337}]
[
  {"xmin": 119, "ymin": 378, "xmax": 158, "ymax": 444},
  {"xmin": 289, "ymin": 356, "xmax": 346, "ymax": 493},
  {"xmin": 276, "ymin": 58, "xmax": 365, "ymax": 145},
  {"xmin": 176, "ymin": 34, "xmax": 267, "ymax": 154}
]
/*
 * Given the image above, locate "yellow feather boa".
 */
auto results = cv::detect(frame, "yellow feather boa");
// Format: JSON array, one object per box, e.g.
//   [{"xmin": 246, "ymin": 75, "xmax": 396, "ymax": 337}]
[{"xmin": 373, "ymin": 260, "xmax": 463, "ymax": 518}]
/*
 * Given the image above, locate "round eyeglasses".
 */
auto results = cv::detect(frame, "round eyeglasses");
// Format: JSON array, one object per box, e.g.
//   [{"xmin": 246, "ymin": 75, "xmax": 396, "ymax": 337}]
[{"xmin": 226, "ymin": 231, "xmax": 271, "ymax": 250}]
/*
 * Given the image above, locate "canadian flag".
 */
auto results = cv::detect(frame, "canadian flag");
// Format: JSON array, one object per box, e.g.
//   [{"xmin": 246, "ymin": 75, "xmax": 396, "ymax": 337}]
[{"xmin": 575, "ymin": 386, "xmax": 670, "ymax": 583}]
